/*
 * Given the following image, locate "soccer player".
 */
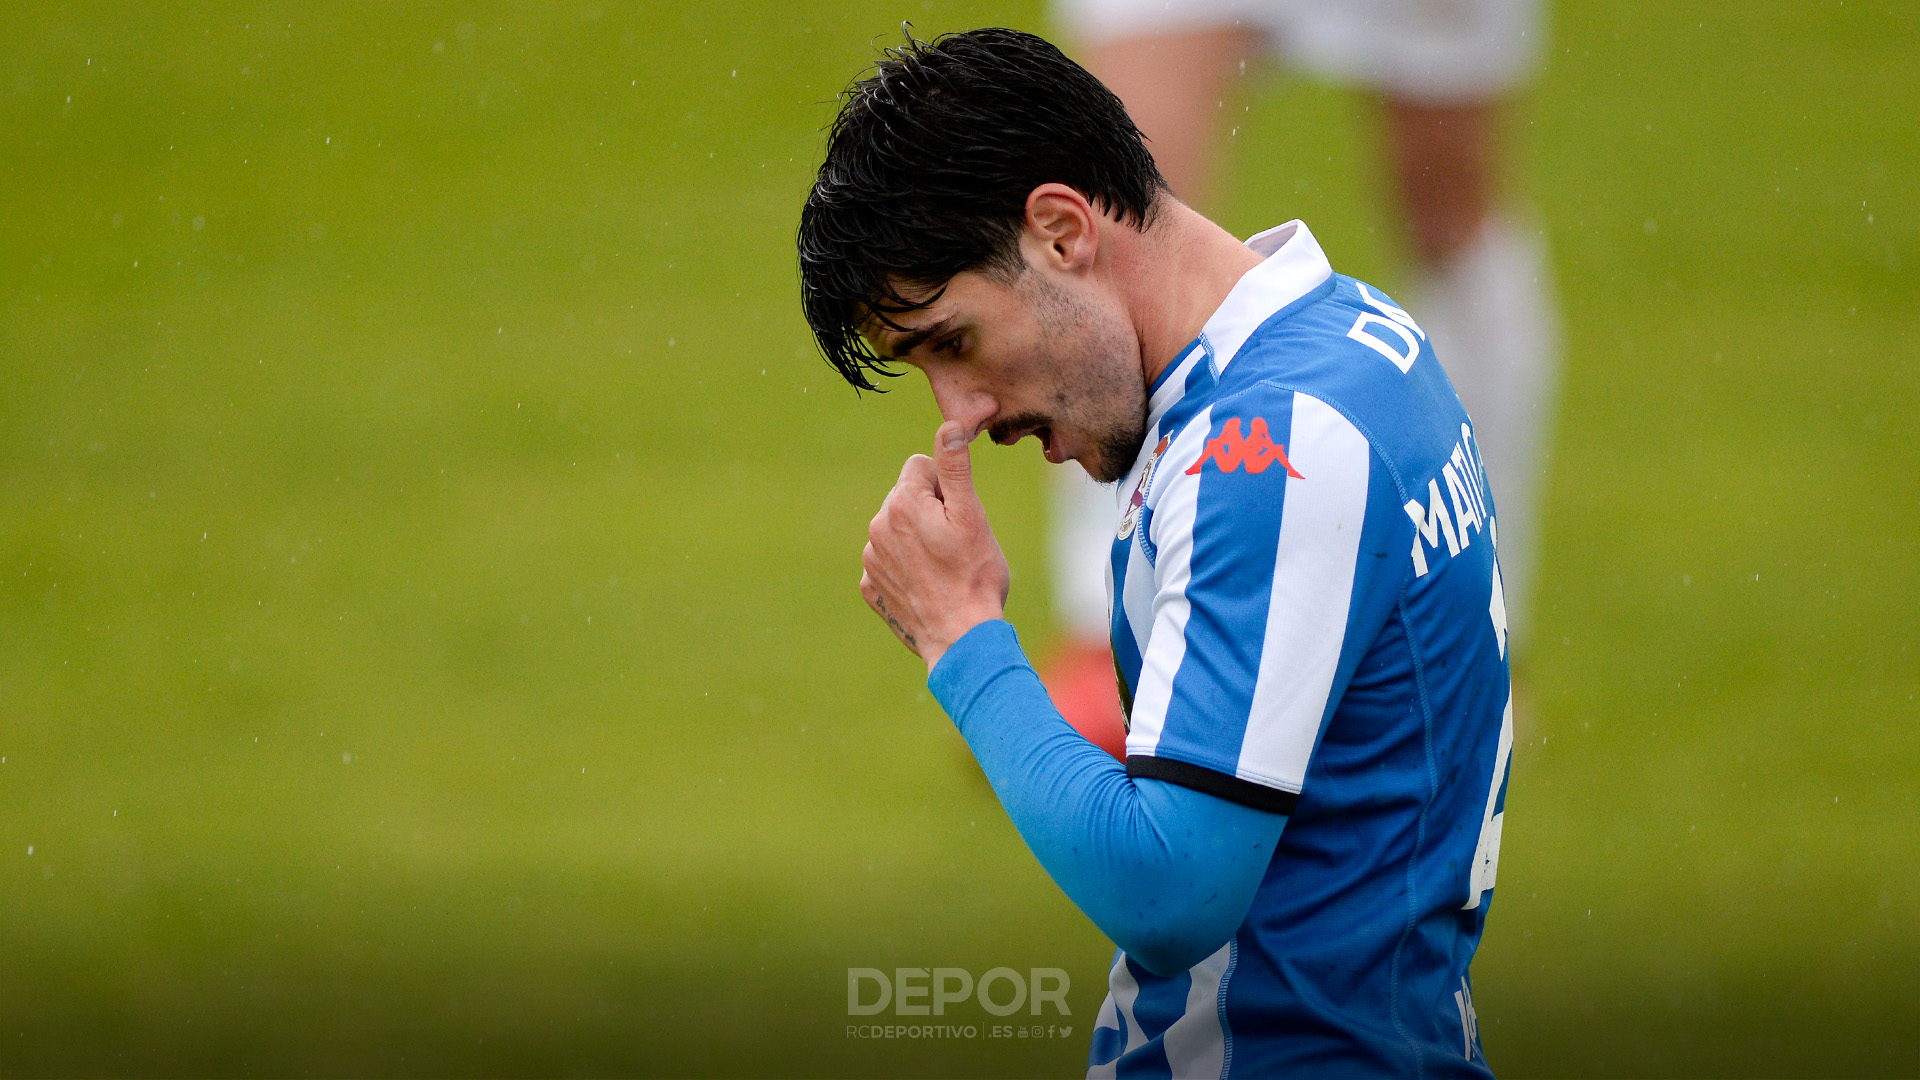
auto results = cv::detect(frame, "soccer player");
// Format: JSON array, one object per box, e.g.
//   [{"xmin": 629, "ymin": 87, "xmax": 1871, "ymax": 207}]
[
  {"xmin": 800, "ymin": 29, "xmax": 1513, "ymax": 1077},
  {"xmin": 1042, "ymin": 0, "xmax": 1558, "ymax": 753}
]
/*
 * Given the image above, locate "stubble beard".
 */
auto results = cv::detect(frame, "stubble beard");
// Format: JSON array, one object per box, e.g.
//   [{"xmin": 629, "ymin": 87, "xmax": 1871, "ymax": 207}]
[{"xmin": 1023, "ymin": 274, "xmax": 1149, "ymax": 485}]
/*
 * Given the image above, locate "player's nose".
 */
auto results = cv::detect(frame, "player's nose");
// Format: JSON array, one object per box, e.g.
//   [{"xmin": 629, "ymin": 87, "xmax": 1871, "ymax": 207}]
[{"xmin": 924, "ymin": 376, "xmax": 996, "ymax": 440}]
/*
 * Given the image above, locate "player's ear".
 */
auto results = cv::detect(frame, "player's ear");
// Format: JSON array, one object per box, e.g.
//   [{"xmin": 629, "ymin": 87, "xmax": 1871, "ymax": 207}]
[{"xmin": 1022, "ymin": 183, "xmax": 1098, "ymax": 274}]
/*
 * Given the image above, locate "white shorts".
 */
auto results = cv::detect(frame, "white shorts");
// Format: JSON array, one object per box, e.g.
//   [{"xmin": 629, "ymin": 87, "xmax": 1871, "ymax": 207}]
[{"xmin": 1052, "ymin": 0, "xmax": 1544, "ymax": 103}]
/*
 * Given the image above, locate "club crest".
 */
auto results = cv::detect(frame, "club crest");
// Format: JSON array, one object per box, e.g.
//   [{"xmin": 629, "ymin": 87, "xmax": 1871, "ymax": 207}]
[{"xmin": 1117, "ymin": 435, "xmax": 1171, "ymax": 540}]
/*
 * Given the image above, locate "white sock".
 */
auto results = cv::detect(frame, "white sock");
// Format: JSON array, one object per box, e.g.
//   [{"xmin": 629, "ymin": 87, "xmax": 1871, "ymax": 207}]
[
  {"xmin": 1050, "ymin": 461, "xmax": 1119, "ymax": 643},
  {"xmin": 1409, "ymin": 212, "xmax": 1561, "ymax": 648}
]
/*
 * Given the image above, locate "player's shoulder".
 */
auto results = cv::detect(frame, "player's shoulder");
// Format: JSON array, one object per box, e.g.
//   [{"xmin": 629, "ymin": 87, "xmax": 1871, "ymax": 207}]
[
  {"xmin": 1228, "ymin": 273, "xmax": 1426, "ymax": 388},
  {"xmin": 1222, "ymin": 274, "xmax": 1469, "ymax": 490}
]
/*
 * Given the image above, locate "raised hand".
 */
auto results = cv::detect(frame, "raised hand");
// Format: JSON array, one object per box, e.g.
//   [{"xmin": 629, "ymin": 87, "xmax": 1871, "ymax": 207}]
[{"xmin": 859, "ymin": 421, "xmax": 1012, "ymax": 671}]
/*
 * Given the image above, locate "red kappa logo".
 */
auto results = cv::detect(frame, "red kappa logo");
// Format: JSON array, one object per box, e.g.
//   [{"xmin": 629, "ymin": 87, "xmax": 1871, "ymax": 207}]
[{"xmin": 1185, "ymin": 417, "xmax": 1304, "ymax": 478}]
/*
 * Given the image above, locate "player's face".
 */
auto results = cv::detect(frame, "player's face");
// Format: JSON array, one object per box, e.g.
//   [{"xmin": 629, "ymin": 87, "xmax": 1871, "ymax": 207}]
[{"xmin": 864, "ymin": 266, "xmax": 1149, "ymax": 484}]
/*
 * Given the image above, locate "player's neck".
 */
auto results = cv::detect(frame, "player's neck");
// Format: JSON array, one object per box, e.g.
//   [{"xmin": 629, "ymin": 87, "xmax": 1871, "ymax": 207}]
[{"xmin": 1122, "ymin": 199, "xmax": 1265, "ymax": 389}]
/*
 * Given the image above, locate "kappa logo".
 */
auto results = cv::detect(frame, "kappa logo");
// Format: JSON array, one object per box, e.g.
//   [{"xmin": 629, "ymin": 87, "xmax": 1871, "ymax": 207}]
[{"xmin": 1185, "ymin": 417, "xmax": 1304, "ymax": 478}]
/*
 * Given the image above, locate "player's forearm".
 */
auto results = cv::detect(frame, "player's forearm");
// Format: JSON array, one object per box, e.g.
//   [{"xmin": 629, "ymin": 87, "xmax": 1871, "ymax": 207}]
[{"xmin": 928, "ymin": 620, "xmax": 1287, "ymax": 977}]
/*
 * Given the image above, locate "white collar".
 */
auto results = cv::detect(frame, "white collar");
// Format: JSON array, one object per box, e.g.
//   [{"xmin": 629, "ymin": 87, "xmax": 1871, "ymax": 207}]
[
  {"xmin": 1202, "ymin": 219, "xmax": 1334, "ymax": 373},
  {"xmin": 1143, "ymin": 220, "xmax": 1334, "ymax": 429}
]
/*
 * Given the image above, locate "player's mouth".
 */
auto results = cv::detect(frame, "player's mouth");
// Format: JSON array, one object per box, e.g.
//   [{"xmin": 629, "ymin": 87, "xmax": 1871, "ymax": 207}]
[
  {"xmin": 1037, "ymin": 426, "xmax": 1065, "ymax": 464},
  {"xmin": 989, "ymin": 414, "xmax": 1068, "ymax": 464}
]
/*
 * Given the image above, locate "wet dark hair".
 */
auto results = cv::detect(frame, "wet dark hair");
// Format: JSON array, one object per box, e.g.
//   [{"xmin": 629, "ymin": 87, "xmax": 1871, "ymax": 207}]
[{"xmin": 797, "ymin": 27, "xmax": 1167, "ymax": 391}]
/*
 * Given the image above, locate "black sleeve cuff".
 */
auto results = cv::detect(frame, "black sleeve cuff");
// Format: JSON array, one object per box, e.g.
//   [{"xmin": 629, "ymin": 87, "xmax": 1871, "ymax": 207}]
[{"xmin": 1126, "ymin": 756, "xmax": 1300, "ymax": 815}]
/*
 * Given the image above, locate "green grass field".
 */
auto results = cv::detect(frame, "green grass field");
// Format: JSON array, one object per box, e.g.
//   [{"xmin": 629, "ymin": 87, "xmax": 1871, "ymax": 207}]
[{"xmin": 2, "ymin": 2, "xmax": 1915, "ymax": 1075}]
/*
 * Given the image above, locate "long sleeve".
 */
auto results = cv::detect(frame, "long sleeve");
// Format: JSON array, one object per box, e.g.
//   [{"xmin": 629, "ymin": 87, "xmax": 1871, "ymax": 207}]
[{"xmin": 928, "ymin": 620, "xmax": 1287, "ymax": 977}]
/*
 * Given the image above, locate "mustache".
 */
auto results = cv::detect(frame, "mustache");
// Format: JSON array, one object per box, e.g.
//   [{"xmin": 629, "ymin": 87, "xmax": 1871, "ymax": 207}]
[{"xmin": 987, "ymin": 411, "xmax": 1051, "ymax": 445}]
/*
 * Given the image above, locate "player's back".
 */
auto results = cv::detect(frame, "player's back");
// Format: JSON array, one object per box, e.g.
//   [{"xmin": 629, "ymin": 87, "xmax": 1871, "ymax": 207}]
[
  {"xmin": 1092, "ymin": 225, "xmax": 1511, "ymax": 1078},
  {"xmin": 1219, "ymin": 276, "xmax": 1511, "ymax": 1076}
]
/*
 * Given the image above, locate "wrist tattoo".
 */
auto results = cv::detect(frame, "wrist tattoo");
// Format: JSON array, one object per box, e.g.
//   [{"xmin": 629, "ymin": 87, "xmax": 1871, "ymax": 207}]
[{"xmin": 873, "ymin": 594, "xmax": 918, "ymax": 650}]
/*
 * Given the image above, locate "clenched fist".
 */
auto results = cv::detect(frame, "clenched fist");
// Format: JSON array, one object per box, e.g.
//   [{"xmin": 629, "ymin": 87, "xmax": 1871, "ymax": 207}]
[{"xmin": 860, "ymin": 421, "xmax": 1012, "ymax": 671}]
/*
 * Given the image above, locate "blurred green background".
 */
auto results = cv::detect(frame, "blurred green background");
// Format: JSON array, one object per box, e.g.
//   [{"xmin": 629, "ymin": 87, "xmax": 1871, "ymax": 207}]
[{"xmin": 2, "ymin": 1, "xmax": 1914, "ymax": 1075}]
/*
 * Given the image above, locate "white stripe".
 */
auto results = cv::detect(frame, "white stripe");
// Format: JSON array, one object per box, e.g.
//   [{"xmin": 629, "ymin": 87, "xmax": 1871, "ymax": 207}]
[
  {"xmin": 1123, "ymin": 407, "xmax": 1214, "ymax": 758},
  {"xmin": 1121, "ymin": 510, "xmax": 1157, "ymax": 672},
  {"xmin": 1085, "ymin": 989, "xmax": 1124, "ymax": 1080},
  {"xmin": 1160, "ymin": 941, "xmax": 1233, "ymax": 1080},
  {"xmin": 1146, "ymin": 341, "xmax": 1207, "ymax": 436},
  {"xmin": 1238, "ymin": 393, "xmax": 1372, "ymax": 792},
  {"xmin": 1205, "ymin": 221, "xmax": 1335, "ymax": 374}
]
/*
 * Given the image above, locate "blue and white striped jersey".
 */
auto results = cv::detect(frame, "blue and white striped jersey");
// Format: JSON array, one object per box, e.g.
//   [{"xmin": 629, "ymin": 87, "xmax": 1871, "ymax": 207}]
[{"xmin": 1090, "ymin": 221, "xmax": 1513, "ymax": 1078}]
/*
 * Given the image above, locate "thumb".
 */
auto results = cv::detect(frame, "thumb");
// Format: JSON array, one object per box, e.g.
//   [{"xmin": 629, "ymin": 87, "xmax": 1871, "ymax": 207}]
[{"xmin": 933, "ymin": 421, "xmax": 980, "ymax": 513}]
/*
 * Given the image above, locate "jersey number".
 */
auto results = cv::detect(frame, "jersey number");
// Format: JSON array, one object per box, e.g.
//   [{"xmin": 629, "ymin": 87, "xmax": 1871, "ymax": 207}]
[{"xmin": 1463, "ymin": 558, "xmax": 1512, "ymax": 911}]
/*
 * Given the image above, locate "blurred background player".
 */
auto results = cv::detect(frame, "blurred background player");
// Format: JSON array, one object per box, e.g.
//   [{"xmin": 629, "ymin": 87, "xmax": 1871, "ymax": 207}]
[{"xmin": 1042, "ymin": 0, "xmax": 1559, "ymax": 755}]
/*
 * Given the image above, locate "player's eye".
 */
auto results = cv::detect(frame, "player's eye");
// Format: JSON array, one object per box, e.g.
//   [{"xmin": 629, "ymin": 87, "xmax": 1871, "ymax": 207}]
[{"xmin": 936, "ymin": 334, "xmax": 964, "ymax": 356}]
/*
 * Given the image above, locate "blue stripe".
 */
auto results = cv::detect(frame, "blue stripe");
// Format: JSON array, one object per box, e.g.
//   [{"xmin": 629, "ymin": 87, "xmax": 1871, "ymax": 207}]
[
  {"xmin": 1148, "ymin": 339, "xmax": 1202, "ymax": 395},
  {"xmin": 1110, "ymin": 535, "xmax": 1144, "ymax": 710},
  {"xmin": 1159, "ymin": 346, "xmax": 1218, "ymax": 437},
  {"xmin": 1113, "ymin": 961, "xmax": 1181, "ymax": 1080},
  {"xmin": 1115, "ymin": 1040, "xmax": 1174, "ymax": 1080},
  {"xmin": 1156, "ymin": 389, "xmax": 1297, "ymax": 773},
  {"xmin": 1125, "ymin": 959, "xmax": 1192, "ymax": 1043}
]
